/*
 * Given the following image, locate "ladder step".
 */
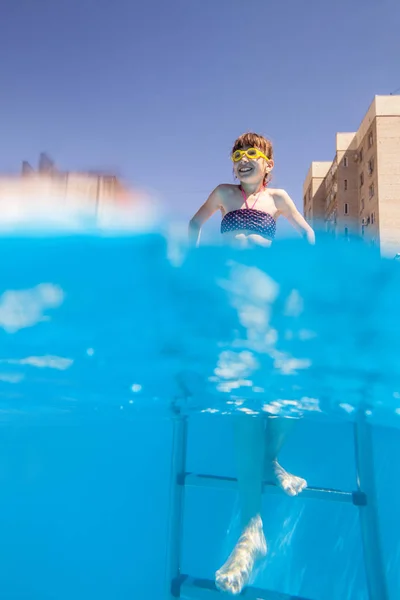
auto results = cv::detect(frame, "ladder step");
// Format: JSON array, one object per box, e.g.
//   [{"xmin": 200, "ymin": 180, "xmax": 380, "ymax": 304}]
[
  {"xmin": 177, "ymin": 576, "xmax": 311, "ymax": 599},
  {"xmin": 181, "ymin": 473, "xmax": 365, "ymax": 505}
]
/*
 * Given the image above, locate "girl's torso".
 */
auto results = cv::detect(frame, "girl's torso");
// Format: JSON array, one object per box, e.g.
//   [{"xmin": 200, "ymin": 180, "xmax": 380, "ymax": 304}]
[{"xmin": 219, "ymin": 184, "xmax": 280, "ymax": 247}]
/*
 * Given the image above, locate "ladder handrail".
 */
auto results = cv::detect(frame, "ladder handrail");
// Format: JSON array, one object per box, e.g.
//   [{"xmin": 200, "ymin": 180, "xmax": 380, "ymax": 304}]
[
  {"xmin": 165, "ymin": 414, "xmax": 188, "ymax": 599},
  {"xmin": 354, "ymin": 410, "xmax": 388, "ymax": 600}
]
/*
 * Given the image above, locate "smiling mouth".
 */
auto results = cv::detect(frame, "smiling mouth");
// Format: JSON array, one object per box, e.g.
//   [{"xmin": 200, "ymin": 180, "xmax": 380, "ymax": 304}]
[{"xmin": 238, "ymin": 166, "xmax": 253, "ymax": 174}]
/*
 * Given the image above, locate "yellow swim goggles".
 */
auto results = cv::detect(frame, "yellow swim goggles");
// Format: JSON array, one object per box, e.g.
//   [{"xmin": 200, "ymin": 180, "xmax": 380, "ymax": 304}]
[{"xmin": 231, "ymin": 147, "xmax": 269, "ymax": 162}]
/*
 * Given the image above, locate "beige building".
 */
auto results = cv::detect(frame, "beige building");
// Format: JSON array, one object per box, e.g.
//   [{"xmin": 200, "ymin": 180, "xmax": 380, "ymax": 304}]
[
  {"xmin": 0, "ymin": 153, "xmax": 135, "ymax": 216},
  {"xmin": 303, "ymin": 95, "xmax": 400, "ymax": 256}
]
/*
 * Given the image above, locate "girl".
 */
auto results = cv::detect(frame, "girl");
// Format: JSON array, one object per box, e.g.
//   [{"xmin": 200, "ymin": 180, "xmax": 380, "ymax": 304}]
[
  {"xmin": 188, "ymin": 133, "xmax": 315, "ymax": 595},
  {"xmin": 189, "ymin": 132, "xmax": 315, "ymax": 248}
]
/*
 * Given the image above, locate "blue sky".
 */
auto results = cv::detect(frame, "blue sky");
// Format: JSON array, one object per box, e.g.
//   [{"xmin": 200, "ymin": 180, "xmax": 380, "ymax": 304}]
[{"xmin": 0, "ymin": 0, "xmax": 399, "ymax": 236}]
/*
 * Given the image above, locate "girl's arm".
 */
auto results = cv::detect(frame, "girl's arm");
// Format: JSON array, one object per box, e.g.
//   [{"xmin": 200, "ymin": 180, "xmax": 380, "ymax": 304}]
[
  {"xmin": 188, "ymin": 185, "xmax": 224, "ymax": 247},
  {"xmin": 273, "ymin": 189, "xmax": 315, "ymax": 245}
]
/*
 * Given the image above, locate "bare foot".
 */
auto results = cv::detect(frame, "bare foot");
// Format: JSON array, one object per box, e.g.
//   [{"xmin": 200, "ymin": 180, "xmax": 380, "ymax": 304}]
[
  {"xmin": 215, "ymin": 515, "xmax": 267, "ymax": 595},
  {"xmin": 271, "ymin": 459, "xmax": 307, "ymax": 496}
]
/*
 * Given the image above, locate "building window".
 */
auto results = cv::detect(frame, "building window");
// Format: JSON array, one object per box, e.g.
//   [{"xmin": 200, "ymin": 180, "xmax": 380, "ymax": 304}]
[
  {"xmin": 344, "ymin": 179, "xmax": 348, "ymax": 191},
  {"xmin": 368, "ymin": 131, "xmax": 373, "ymax": 148},
  {"xmin": 359, "ymin": 148, "xmax": 363, "ymax": 162},
  {"xmin": 368, "ymin": 157, "xmax": 374, "ymax": 175},
  {"xmin": 360, "ymin": 172, "xmax": 364, "ymax": 187},
  {"xmin": 369, "ymin": 183, "xmax": 375, "ymax": 198},
  {"xmin": 361, "ymin": 198, "xmax": 365, "ymax": 211},
  {"xmin": 371, "ymin": 212, "xmax": 375, "ymax": 224},
  {"xmin": 344, "ymin": 203, "xmax": 349, "ymax": 215},
  {"xmin": 343, "ymin": 156, "xmax": 348, "ymax": 167}
]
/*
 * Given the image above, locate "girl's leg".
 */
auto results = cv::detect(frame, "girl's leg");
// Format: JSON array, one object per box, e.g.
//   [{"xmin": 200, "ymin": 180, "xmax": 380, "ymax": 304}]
[
  {"xmin": 264, "ymin": 417, "xmax": 307, "ymax": 496},
  {"xmin": 215, "ymin": 415, "xmax": 267, "ymax": 595},
  {"xmin": 215, "ymin": 416, "xmax": 307, "ymax": 595},
  {"xmin": 234, "ymin": 414, "xmax": 265, "ymax": 528}
]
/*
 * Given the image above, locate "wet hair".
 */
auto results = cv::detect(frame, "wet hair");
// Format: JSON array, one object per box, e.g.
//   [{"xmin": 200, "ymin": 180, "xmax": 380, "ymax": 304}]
[{"xmin": 231, "ymin": 132, "xmax": 274, "ymax": 185}]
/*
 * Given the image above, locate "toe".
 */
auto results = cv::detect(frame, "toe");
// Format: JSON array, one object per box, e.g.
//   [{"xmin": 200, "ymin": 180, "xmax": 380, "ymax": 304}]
[
  {"xmin": 295, "ymin": 478, "xmax": 307, "ymax": 493},
  {"xmin": 232, "ymin": 582, "xmax": 241, "ymax": 595},
  {"xmin": 215, "ymin": 574, "xmax": 228, "ymax": 592},
  {"xmin": 282, "ymin": 480, "xmax": 296, "ymax": 495}
]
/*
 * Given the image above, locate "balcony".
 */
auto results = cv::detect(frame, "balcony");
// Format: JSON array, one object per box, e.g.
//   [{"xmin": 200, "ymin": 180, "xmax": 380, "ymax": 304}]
[
  {"xmin": 325, "ymin": 159, "xmax": 338, "ymax": 188},
  {"xmin": 325, "ymin": 188, "xmax": 337, "ymax": 217}
]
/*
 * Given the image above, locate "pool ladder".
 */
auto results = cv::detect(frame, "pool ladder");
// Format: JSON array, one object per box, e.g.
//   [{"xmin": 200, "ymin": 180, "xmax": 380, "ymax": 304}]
[{"xmin": 165, "ymin": 409, "xmax": 388, "ymax": 600}]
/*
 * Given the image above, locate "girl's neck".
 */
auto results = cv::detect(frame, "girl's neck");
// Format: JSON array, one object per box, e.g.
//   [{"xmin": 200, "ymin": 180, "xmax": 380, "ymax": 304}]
[{"xmin": 240, "ymin": 181, "xmax": 265, "ymax": 196}]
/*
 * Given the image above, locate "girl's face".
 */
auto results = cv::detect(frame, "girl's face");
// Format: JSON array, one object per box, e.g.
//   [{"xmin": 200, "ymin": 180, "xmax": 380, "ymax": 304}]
[{"xmin": 232, "ymin": 146, "xmax": 274, "ymax": 185}]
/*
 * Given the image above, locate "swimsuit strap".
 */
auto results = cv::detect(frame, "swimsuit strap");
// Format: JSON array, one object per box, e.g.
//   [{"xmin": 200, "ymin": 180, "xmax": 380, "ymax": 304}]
[
  {"xmin": 240, "ymin": 186, "xmax": 249, "ymax": 208},
  {"xmin": 240, "ymin": 184, "xmax": 265, "ymax": 210}
]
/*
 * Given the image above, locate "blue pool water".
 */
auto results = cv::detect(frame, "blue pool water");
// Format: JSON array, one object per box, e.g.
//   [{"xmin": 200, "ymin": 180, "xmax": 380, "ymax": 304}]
[{"xmin": 0, "ymin": 230, "xmax": 399, "ymax": 599}]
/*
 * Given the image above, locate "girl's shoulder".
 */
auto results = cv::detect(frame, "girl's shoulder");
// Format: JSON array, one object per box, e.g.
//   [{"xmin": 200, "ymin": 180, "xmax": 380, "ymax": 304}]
[
  {"xmin": 210, "ymin": 183, "xmax": 239, "ymax": 204},
  {"xmin": 267, "ymin": 187, "xmax": 288, "ymax": 197},
  {"xmin": 215, "ymin": 183, "xmax": 239, "ymax": 194},
  {"xmin": 267, "ymin": 188, "xmax": 291, "ymax": 205}
]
